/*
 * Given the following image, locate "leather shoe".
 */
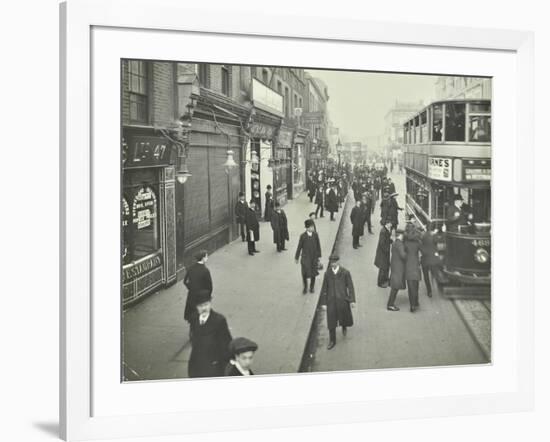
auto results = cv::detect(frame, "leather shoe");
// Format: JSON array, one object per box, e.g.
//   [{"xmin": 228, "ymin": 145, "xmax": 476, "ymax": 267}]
[
  {"xmin": 302, "ymin": 287, "xmax": 308, "ymax": 295},
  {"xmin": 254, "ymin": 250, "xmax": 261, "ymax": 253},
  {"xmin": 248, "ymin": 252, "xmax": 254, "ymax": 256},
  {"xmin": 342, "ymin": 327, "xmax": 347, "ymax": 337},
  {"xmin": 427, "ymin": 291, "xmax": 432, "ymax": 298},
  {"xmin": 309, "ymin": 287, "xmax": 315, "ymax": 293},
  {"xmin": 387, "ymin": 305, "xmax": 399, "ymax": 311},
  {"xmin": 327, "ymin": 341, "xmax": 336, "ymax": 350}
]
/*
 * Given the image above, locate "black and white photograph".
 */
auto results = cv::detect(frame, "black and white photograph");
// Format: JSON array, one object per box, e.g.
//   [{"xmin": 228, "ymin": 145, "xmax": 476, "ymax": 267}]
[{"xmin": 121, "ymin": 62, "xmax": 491, "ymax": 381}]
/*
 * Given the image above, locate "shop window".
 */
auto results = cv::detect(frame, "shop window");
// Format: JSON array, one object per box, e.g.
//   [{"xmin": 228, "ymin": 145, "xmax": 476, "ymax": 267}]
[
  {"xmin": 131, "ymin": 186, "xmax": 159, "ymax": 259},
  {"xmin": 432, "ymin": 104, "xmax": 443, "ymax": 141},
  {"xmin": 128, "ymin": 60, "xmax": 148, "ymax": 123},
  {"xmin": 414, "ymin": 116, "xmax": 420, "ymax": 144},
  {"xmin": 445, "ymin": 102, "xmax": 466, "ymax": 141},
  {"xmin": 122, "ymin": 197, "xmax": 131, "ymax": 265}
]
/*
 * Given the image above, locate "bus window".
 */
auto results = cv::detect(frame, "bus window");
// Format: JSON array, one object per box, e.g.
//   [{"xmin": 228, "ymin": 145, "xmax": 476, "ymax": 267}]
[
  {"xmin": 414, "ymin": 116, "xmax": 420, "ymax": 144},
  {"xmin": 445, "ymin": 102, "xmax": 466, "ymax": 142},
  {"xmin": 433, "ymin": 185, "xmax": 455, "ymax": 220},
  {"xmin": 469, "ymin": 116, "xmax": 491, "ymax": 142},
  {"xmin": 420, "ymin": 111, "xmax": 428, "ymax": 143},
  {"xmin": 468, "ymin": 102, "xmax": 491, "ymax": 142},
  {"xmin": 470, "ymin": 188, "xmax": 491, "ymax": 223},
  {"xmin": 432, "ymin": 104, "xmax": 443, "ymax": 141}
]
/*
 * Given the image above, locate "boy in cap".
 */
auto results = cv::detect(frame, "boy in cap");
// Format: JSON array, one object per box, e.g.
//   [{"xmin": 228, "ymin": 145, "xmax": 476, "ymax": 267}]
[
  {"xmin": 308, "ymin": 212, "xmax": 317, "ymax": 233},
  {"xmin": 320, "ymin": 255, "xmax": 356, "ymax": 350},
  {"xmin": 188, "ymin": 290, "xmax": 232, "ymax": 378},
  {"xmin": 270, "ymin": 201, "xmax": 289, "ymax": 252},
  {"xmin": 295, "ymin": 219, "xmax": 322, "ymax": 294},
  {"xmin": 234, "ymin": 191, "xmax": 248, "ymax": 242},
  {"xmin": 245, "ymin": 200, "xmax": 260, "ymax": 255},
  {"xmin": 224, "ymin": 337, "xmax": 258, "ymax": 376}
]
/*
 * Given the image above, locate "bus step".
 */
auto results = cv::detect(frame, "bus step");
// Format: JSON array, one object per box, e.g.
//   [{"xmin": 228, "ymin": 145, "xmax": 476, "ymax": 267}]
[{"xmin": 439, "ymin": 286, "xmax": 491, "ymax": 300}]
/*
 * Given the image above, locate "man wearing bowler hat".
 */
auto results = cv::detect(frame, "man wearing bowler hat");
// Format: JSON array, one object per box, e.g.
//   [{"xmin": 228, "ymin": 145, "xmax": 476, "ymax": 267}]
[
  {"xmin": 188, "ymin": 290, "xmax": 232, "ymax": 378},
  {"xmin": 295, "ymin": 219, "xmax": 322, "ymax": 294},
  {"xmin": 224, "ymin": 337, "xmax": 258, "ymax": 376},
  {"xmin": 446, "ymin": 193, "xmax": 473, "ymax": 232},
  {"xmin": 320, "ymin": 255, "xmax": 356, "ymax": 350}
]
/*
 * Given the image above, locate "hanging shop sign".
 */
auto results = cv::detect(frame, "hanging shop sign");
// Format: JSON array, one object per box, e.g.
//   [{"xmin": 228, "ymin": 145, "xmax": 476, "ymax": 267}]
[
  {"xmin": 428, "ymin": 156, "xmax": 452, "ymax": 181},
  {"xmin": 123, "ymin": 134, "xmax": 175, "ymax": 168},
  {"xmin": 277, "ymin": 128, "xmax": 293, "ymax": 149},
  {"xmin": 250, "ymin": 122, "xmax": 276, "ymax": 140}
]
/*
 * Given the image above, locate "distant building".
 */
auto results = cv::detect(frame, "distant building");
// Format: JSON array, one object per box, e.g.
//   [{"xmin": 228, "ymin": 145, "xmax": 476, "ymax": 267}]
[
  {"xmin": 303, "ymin": 73, "xmax": 331, "ymax": 169},
  {"xmin": 383, "ymin": 100, "xmax": 424, "ymax": 159},
  {"xmin": 435, "ymin": 76, "xmax": 491, "ymax": 100}
]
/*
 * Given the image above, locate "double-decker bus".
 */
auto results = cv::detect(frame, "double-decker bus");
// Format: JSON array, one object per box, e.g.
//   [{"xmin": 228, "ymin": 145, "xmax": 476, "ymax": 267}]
[{"xmin": 402, "ymin": 99, "xmax": 491, "ymax": 297}]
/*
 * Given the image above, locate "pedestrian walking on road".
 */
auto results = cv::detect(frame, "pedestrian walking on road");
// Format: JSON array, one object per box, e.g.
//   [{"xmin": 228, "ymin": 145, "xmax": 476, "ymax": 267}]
[
  {"xmin": 350, "ymin": 200, "xmax": 363, "ymax": 249},
  {"xmin": 235, "ymin": 192, "xmax": 248, "ymax": 242},
  {"xmin": 361, "ymin": 193, "xmax": 373, "ymax": 234},
  {"xmin": 183, "ymin": 250, "xmax": 213, "ymax": 323},
  {"xmin": 320, "ymin": 255, "xmax": 356, "ymax": 350},
  {"xmin": 326, "ymin": 182, "xmax": 339, "ymax": 221},
  {"xmin": 224, "ymin": 337, "xmax": 258, "ymax": 376},
  {"xmin": 404, "ymin": 223, "xmax": 422, "ymax": 312},
  {"xmin": 245, "ymin": 200, "xmax": 260, "ymax": 256},
  {"xmin": 295, "ymin": 219, "xmax": 322, "ymax": 294},
  {"xmin": 308, "ymin": 212, "xmax": 317, "ymax": 233},
  {"xmin": 387, "ymin": 229, "xmax": 407, "ymax": 311},
  {"xmin": 420, "ymin": 223, "xmax": 440, "ymax": 298},
  {"xmin": 314, "ymin": 185, "xmax": 325, "ymax": 218},
  {"xmin": 270, "ymin": 201, "xmax": 289, "ymax": 252},
  {"xmin": 375, "ymin": 221, "xmax": 393, "ymax": 288},
  {"xmin": 188, "ymin": 290, "xmax": 232, "ymax": 378},
  {"xmin": 387, "ymin": 192, "xmax": 404, "ymax": 231},
  {"xmin": 264, "ymin": 185, "xmax": 274, "ymax": 222}
]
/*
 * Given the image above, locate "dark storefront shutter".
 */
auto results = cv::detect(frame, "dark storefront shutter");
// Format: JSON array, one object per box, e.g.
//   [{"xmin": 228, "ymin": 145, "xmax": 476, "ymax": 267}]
[
  {"xmin": 183, "ymin": 146, "xmax": 209, "ymax": 245},
  {"xmin": 209, "ymin": 146, "xmax": 230, "ymax": 229}
]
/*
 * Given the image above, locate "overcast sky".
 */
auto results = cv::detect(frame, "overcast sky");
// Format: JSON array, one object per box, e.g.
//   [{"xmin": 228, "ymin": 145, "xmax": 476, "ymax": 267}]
[{"xmin": 306, "ymin": 69, "xmax": 438, "ymax": 143}]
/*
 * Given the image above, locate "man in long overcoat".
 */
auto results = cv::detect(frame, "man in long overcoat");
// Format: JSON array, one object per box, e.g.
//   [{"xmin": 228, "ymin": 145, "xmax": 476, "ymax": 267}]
[
  {"xmin": 314, "ymin": 185, "xmax": 325, "ymax": 218},
  {"xmin": 387, "ymin": 229, "xmax": 407, "ymax": 311},
  {"xmin": 270, "ymin": 201, "xmax": 289, "ymax": 252},
  {"xmin": 361, "ymin": 193, "xmax": 373, "ymax": 234},
  {"xmin": 420, "ymin": 223, "xmax": 440, "ymax": 298},
  {"xmin": 188, "ymin": 290, "xmax": 232, "ymax": 378},
  {"xmin": 387, "ymin": 192, "xmax": 403, "ymax": 231},
  {"xmin": 325, "ymin": 182, "xmax": 339, "ymax": 221},
  {"xmin": 183, "ymin": 250, "xmax": 213, "ymax": 322},
  {"xmin": 295, "ymin": 219, "xmax": 322, "ymax": 294},
  {"xmin": 375, "ymin": 221, "xmax": 393, "ymax": 288},
  {"xmin": 320, "ymin": 255, "xmax": 356, "ymax": 350},
  {"xmin": 350, "ymin": 200, "xmax": 363, "ymax": 249},
  {"xmin": 234, "ymin": 192, "xmax": 248, "ymax": 242},
  {"xmin": 404, "ymin": 223, "xmax": 422, "ymax": 312},
  {"xmin": 245, "ymin": 200, "xmax": 260, "ymax": 256}
]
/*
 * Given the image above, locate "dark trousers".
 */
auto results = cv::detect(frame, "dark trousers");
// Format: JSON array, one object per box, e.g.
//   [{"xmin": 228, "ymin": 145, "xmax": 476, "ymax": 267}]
[
  {"xmin": 352, "ymin": 234, "xmax": 359, "ymax": 248},
  {"xmin": 377, "ymin": 267, "xmax": 389, "ymax": 286},
  {"xmin": 328, "ymin": 327, "xmax": 346, "ymax": 343},
  {"xmin": 315, "ymin": 204, "xmax": 324, "ymax": 217},
  {"xmin": 247, "ymin": 240, "xmax": 256, "ymax": 253},
  {"xmin": 276, "ymin": 239, "xmax": 285, "ymax": 251},
  {"xmin": 329, "ymin": 210, "xmax": 335, "ymax": 220},
  {"xmin": 238, "ymin": 222, "xmax": 246, "ymax": 241},
  {"xmin": 407, "ymin": 280, "xmax": 419, "ymax": 307},
  {"xmin": 422, "ymin": 263, "xmax": 433, "ymax": 295},
  {"xmin": 387, "ymin": 288, "xmax": 399, "ymax": 307},
  {"xmin": 302, "ymin": 274, "xmax": 316, "ymax": 290}
]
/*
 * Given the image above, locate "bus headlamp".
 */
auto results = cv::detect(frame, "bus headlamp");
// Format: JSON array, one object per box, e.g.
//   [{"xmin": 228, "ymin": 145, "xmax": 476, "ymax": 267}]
[{"xmin": 474, "ymin": 248, "xmax": 489, "ymax": 264}]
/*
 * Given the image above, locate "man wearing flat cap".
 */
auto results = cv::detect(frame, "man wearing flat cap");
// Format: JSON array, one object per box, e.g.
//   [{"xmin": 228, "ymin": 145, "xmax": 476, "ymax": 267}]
[
  {"xmin": 387, "ymin": 192, "xmax": 404, "ymax": 232},
  {"xmin": 188, "ymin": 290, "xmax": 232, "ymax": 378},
  {"xmin": 224, "ymin": 337, "xmax": 258, "ymax": 376},
  {"xmin": 295, "ymin": 219, "xmax": 322, "ymax": 294},
  {"xmin": 320, "ymin": 255, "xmax": 356, "ymax": 350},
  {"xmin": 446, "ymin": 193, "xmax": 473, "ymax": 232}
]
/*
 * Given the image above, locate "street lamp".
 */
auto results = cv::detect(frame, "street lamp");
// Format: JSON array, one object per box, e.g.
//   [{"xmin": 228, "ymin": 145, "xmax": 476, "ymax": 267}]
[{"xmin": 223, "ymin": 149, "xmax": 238, "ymax": 174}]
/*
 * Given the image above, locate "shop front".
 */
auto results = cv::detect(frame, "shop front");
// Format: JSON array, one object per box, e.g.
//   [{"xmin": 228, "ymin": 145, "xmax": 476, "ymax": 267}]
[
  {"xmin": 274, "ymin": 126, "xmax": 294, "ymax": 205},
  {"xmin": 122, "ymin": 128, "xmax": 177, "ymax": 306},
  {"xmin": 292, "ymin": 129, "xmax": 308, "ymax": 197}
]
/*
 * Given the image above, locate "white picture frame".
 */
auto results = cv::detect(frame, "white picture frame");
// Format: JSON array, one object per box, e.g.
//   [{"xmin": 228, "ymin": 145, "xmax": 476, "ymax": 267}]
[{"xmin": 60, "ymin": 0, "xmax": 534, "ymax": 440}]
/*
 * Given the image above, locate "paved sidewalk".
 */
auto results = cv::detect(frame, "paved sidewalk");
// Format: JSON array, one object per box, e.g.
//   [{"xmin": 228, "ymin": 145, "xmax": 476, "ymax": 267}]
[{"xmin": 123, "ymin": 192, "xmax": 350, "ymax": 380}]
